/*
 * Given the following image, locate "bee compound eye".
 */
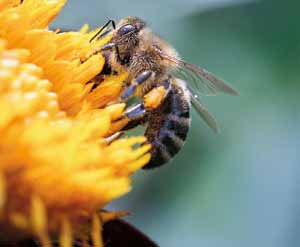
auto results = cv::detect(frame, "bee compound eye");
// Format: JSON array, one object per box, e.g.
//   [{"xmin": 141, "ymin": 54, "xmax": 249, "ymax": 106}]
[{"xmin": 118, "ymin": 24, "xmax": 136, "ymax": 35}]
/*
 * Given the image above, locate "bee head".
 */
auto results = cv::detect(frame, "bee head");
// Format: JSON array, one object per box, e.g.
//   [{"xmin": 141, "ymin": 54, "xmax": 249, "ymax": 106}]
[
  {"xmin": 116, "ymin": 16, "xmax": 146, "ymax": 36},
  {"xmin": 100, "ymin": 17, "xmax": 146, "ymax": 63},
  {"xmin": 99, "ymin": 17, "xmax": 146, "ymax": 61}
]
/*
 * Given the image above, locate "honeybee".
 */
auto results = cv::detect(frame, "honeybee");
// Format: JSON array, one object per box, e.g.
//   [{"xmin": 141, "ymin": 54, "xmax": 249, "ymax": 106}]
[{"xmin": 89, "ymin": 17, "xmax": 238, "ymax": 169}]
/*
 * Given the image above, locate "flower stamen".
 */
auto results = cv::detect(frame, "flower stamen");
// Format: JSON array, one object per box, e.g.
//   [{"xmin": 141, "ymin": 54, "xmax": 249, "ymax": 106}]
[
  {"xmin": 59, "ymin": 217, "xmax": 72, "ymax": 247},
  {"xmin": 0, "ymin": 173, "xmax": 5, "ymax": 216},
  {"xmin": 92, "ymin": 214, "xmax": 103, "ymax": 247},
  {"xmin": 30, "ymin": 195, "xmax": 51, "ymax": 247}
]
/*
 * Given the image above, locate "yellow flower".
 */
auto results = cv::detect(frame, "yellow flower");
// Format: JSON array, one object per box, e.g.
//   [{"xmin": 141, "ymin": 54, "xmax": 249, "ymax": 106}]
[{"xmin": 0, "ymin": 0, "xmax": 151, "ymax": 246}]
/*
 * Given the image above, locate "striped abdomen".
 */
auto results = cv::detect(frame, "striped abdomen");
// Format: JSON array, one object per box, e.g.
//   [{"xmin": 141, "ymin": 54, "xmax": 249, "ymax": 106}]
[{"xmin": 143, "ymin": 83, "xmax": 190, "ymax": 169}]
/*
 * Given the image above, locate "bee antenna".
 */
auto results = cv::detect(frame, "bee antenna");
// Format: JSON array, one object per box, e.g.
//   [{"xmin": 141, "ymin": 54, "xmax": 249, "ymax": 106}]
[{"xmin": 89, "ymin": 19, "xmax": 116, "ymax": 43}]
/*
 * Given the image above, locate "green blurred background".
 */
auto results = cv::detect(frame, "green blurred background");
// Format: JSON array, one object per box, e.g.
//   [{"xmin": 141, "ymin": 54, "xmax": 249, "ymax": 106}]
[{"xmin": 52, "ymin": 1, "xmax": 300, "ymax": 246}]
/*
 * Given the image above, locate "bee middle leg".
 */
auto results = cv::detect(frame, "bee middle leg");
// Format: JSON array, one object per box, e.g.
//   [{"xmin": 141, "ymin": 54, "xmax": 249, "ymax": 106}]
[{"xmin": 120, "ymin": 70, "xmax": 154, "ymax": 100}]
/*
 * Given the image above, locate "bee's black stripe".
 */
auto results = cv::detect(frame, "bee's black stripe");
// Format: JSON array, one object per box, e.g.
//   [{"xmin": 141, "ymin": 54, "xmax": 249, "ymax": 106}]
[
  {"xmin": 164, "ymin": 115, "xmax": 189, "ymax": 141},
  {"xmin": 151, "ymin": 139, "xmax": 172, "ymax": 164},
  {"xmin": 159, "ymin": 130, "xmax": 184, "ymax": 156}
]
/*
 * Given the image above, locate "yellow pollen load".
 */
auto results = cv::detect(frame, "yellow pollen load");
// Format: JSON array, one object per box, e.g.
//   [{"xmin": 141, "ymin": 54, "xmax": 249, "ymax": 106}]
[
  {"xmin": 0, "ymin": 0, "xmax": 151, "ymax": 246},
  {"xmin": 144, "ymin": 86, "xmax": 166, "ymax": 109}
]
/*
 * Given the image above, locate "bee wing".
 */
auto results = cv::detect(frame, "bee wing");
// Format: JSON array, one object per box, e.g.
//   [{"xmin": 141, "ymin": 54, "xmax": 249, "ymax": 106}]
[
  {"xmin": 189, "ymin": 90, "xmax": 219, "ymax": 133},
  {"xmin": 158, "ymin": 51, "xmax": 239, "ymax": 96}
]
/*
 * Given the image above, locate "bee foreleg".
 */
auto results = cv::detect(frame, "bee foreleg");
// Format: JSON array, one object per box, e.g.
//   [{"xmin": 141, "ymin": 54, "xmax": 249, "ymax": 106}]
[
  {"xmin": 120, "ymin": 70, "xmax": 154, "ymax": 100},
  {"xmin": 81, "ymin": 42, "xmax": 115, "ymax": 63}
]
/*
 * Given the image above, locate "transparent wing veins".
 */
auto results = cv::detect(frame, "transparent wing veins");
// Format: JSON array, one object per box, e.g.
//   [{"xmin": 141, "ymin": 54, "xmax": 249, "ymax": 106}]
[
  {"xmin": 157, "ymin": 50, "xmax": 239, "ymax": 96},
  {"xmin": 189, "ymin": 91, "xmax": 219, "ymax": 133},
  {"xmin": 176, "ymin": 65, "xmax": 218, "ymax": 96}
]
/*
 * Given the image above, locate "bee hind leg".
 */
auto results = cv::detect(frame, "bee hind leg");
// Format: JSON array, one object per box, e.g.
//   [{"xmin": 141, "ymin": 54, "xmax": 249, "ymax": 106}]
[
  {"xmin": 122, "ymin": 103, "xmax": 147, "ymax": 131},
  {"xmin": 105, "ymin": 105, "xmax": 145, "ymax": 143},
  {"xmin": 143, "ymin": 79, "xmax": 171, "ymax": 109}
]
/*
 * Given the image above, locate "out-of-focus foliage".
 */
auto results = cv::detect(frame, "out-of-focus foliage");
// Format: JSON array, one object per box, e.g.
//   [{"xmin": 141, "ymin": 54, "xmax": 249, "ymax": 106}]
[{"xmin": 53, "ymin": 1, "xmax": 300, "ymax": 247}]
